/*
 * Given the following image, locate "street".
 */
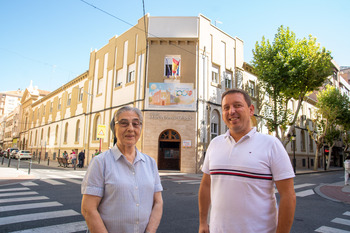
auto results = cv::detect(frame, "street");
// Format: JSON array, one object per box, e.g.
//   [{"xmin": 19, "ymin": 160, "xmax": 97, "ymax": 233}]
[{"xmin": 0, "ymin": 160, "xmax": 350, "ymax": 232}]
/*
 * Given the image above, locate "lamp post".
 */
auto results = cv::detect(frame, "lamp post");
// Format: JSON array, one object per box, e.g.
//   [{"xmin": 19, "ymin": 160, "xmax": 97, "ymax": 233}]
[{"xmin": 292, "ymin": 134, "xmax": 296, "ymax": 174}]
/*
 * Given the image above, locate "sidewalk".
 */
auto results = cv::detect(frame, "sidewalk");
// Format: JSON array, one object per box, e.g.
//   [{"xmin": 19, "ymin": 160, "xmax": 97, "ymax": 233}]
[{"xmin": 0, "ymin": 159, "xmax": 348, "ymax": 204}]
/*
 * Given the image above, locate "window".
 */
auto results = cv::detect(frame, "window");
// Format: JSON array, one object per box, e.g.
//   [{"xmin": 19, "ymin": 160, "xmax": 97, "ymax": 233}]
[
  {"xmin": 64, "ymin": 123, "xmax": 68, "ymax": 143},
  {"xmin": 248, "ymin": 81, "xmax": 255, "ymax": 97},
  {"xmin": 67, "ymin": 93, "xmax": 71, "ymax": 106},
  {"xmin": 94, "ymin": 115, "xmax": 100, "ymax": 140},
  {"xmin": 212, "ymin": 65, "xmax": 219, "ymax": 83},
  {"xmin": 115, "ymin": 69, "xmax": 123, "ymax": 88},
  {"xmin": 47, "ymin": 127, "xmax": 50, "ymax": 145},
  {"xmin": 236, "ymin": 70, "xmax": 243, "ymax": 88},
  {"xmin": 211, "ymin": 110, "xmax": 220, "ymax": 140},
  {"xmin": 309, "ymin": 135, "xmax": 313, "ymax": 152},
  {"xmin": 79, "ymin": 88, "xmax": 84, "ymax": 102},
  {"xmin": 211, "ymin": 123, "xmax": 218, "ymax": 139},
  {"xmin": 97, "ymin": 78, "xmax": 103, "ymax": 94},
  {"xmin": 50, "ymin": 102, "xmax": 53, "ymax": 113},
  {"xmin": 164, "ymin": 56, "xmax": 181, "ymax": 77},
  {"xmin": 75, "ymin": 120, "xmax": 80, "ymax": 142},
  {"xmin": 127, "ymin": 69, "xmax": 135, "ymax": 83},
  {"xmin": 301, "ymin": 130, "xmax": 306, "ymax": 151},
  {"xmin": 35, "ymin": 130, "xmax": 37, "ymax": 146},
  {"xmin": 58, "ymin": 98, "xmax": 61, "ymax": 110},
  {"xmin": 55, "ymin": 125, "xmax": 59, "ymax": 144},
  {"xmin": 43, "ymin": 105, "xmax": 45, "ymax": 116},
  {"xmin": 224, "ymin": 71, "xmax": 232, "ymax": 89}
]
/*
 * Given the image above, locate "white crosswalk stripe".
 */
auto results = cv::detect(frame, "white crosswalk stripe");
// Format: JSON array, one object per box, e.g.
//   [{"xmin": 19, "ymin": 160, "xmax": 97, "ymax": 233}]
[
  {"xmin": 296, "ymin": 189, "xmax": 315, "ymax": 197},
  {"xmin": 0, "ymin": 209, "xmax": 80, "ymax": 225},
  {"xmin": 21, "ymin": 181, "xmax": 39, "ymax": 186},
  {"xmin": 0, "ymin": 183, "xmax": 86, "ymax": 232},
  {"xmin": 0, "ymin": 196, "xmax": 49, "ymax": 204},
  {"xmin": 0, "ymin": 191, "xmax": 38, "ymax": 197},
  {"xmin": 0, "ymin": 201, "xmax": 62, "ymax": 212},
  {"xmin": 40, "ymin": 179, "xmax": 65, "ymax": 185},
  {"xmin": 10, "ymin": 221, "xmax": 88, "ymax": 233},
  {"xmin": 0, "ymin": 187, "xmax": 30, "ymax": 192},
  {"xmin": 315, "ymin": 212, "xmax": 350, "ymax": 232},
  {"xmin": 315, "ymin": 226, "xmax": 350, "ymax": 233}
]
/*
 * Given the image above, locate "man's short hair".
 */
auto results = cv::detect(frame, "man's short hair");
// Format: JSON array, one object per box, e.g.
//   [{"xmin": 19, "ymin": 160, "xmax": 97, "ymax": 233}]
[{"xmin": 221, "ymin": 88, "xmax": 252, "ymax": 106}]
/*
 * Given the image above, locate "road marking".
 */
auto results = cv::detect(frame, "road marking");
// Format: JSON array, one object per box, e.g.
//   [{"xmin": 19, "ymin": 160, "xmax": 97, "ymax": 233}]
[
  {"xmin": 21, "ymin": 181, "xmax": 38, "ymax": 186},
  {"xmin": 0, "ymin": 201, "xmax": 62, "ymax": 212},
  {"xmin": 294, "ymin": 183, "xmax": 315, "ymax": 189},
  {"xmin": 343, "ymin": 212, "xmax": 350, "ymax": 216},
  {"xmin": 175, "ymin": 180, "xmax": 201, "ymax": 183},
  {"xmin": 332, "ymin": 218, "xmax": 350, "ymax": 226},
  {"xmin": 0, "ymin": 209, "xmax": 80, "ymax": 225},
  {"xmin": 296, "ymin": 189, "xmax": 315, "ymax": 197},
  {"xmin": 10, "ymin": 220, "xmax": 88, "ymax": 233},
  {"xmin": 188, "ymin": 181, "xmax": 201, "ymax": 184},
  {"xmin": 0, "ymin": 196, "xmax": 49, "ymax": 204},
  {"xmin": 40, "ymin": 179, "xmax": 65, "ymax": 185},
  {"xmin": 315, "ymin": 226, "xmax": 350, "ymax": 233},
  {"xmin": 64, "ymin": 178, "xmax": 82, "ymax": 185},
  {"xmin": 0, "ymin": 187, "xmax": 30, "ymax": 192},
  {"xmin": 0, "ymin": 191, "xmax": 38, "ymax": 197}
]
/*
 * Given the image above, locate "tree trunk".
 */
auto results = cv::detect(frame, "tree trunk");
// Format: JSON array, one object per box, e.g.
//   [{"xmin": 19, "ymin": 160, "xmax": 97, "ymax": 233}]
[
  {"xmin": 326, "ymin": 144, "xmax": 335, "ymax": 170},
  {"xmin": 314, "ymin": 143, "xmax": 323, "ymax": 171}
]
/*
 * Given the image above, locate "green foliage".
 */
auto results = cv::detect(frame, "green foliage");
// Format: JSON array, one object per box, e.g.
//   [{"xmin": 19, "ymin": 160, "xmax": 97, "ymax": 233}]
[
  {"xmin": 252, "ymin": 25, "xmax": 333, "ymax": 143},
  {"xmin": 316, "ymin": 85, "xmax": 349, "ymax": 125}
]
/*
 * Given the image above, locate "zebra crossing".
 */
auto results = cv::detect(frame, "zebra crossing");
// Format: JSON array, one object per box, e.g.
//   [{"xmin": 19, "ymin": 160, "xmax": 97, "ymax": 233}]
[
  {"xmin": 315, "ymin": 211, "xmax": 350, "ymax": 233},
  {"xmin": 0, "ymin": 171, "xmax": 87, "ymax": 232},
  {"xmin": 164, "ymin": 175, "xmax": 318, "ymax": 198}
]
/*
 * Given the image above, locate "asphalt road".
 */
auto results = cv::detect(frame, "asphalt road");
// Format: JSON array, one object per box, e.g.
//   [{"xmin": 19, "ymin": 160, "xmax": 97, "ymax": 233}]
[{"xmin": 0, "ymin": 164, "xmax": 349, "ymax": 232}]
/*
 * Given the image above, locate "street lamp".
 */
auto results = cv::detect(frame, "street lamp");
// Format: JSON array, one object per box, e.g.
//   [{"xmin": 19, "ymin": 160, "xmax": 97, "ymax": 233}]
[{"xmin": 292, "ymin": 133, "xmax": 296, "ymax": 173}]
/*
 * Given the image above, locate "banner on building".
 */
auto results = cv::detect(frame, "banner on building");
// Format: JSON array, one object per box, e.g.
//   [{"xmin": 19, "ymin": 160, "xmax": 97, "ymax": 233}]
[{"xmin": 146, "ymin": 83, "xmax": 196, "ymax": 111}]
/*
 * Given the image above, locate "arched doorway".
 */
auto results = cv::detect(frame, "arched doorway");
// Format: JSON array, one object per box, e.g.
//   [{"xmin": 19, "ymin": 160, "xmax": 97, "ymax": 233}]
[{"xmin": 158, "ymin": 129, "xmax": 181, "ymax": 170}]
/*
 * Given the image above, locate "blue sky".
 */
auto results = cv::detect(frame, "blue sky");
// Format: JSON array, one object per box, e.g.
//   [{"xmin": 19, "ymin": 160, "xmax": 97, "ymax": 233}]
[{"xmin": 1, "ymin": 0, "xmax": 349, "ymax": 92}]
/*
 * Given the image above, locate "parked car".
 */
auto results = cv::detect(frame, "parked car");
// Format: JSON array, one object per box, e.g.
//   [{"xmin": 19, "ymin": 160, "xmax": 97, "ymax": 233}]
[
  {"xmin": 14, "ymin": 150, "xmax": 32, "ymax": 160},
  {"xmin": 7, "ymin": 148, "xmax": 19, "ymax": 158}
]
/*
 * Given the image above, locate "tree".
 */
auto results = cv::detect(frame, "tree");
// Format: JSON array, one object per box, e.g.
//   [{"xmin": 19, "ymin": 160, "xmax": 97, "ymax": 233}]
[
  {"xmin": 324, "ymin": 126, "xmax": 341, "ymax": 170},
  {"xmin": 310, "ymin": 85, "xmax": 349, "ymax": 170},
  {"xmin": 252, "ymin": 26, "xmax": 333, "ymax": 147}
]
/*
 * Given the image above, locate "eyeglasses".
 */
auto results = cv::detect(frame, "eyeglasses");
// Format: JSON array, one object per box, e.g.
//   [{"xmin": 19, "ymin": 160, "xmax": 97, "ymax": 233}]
[{"xmin": 116, "ymin": 120, "xmax": 142, "ymax": 128}]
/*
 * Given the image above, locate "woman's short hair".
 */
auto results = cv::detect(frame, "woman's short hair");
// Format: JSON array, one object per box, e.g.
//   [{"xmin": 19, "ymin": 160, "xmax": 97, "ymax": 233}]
[{"xmin": 109, "ymin": 106, "xmax": 143, "ymax": 144}]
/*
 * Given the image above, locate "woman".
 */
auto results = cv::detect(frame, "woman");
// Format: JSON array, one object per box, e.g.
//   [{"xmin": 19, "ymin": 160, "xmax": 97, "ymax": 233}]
[
  {"xmin": 70, "ymin": 150, "xmax": 77, "ymax": 168},
  {"xmin": 81, "ymin": 106, "xmax": 163, "ymax": 233}
]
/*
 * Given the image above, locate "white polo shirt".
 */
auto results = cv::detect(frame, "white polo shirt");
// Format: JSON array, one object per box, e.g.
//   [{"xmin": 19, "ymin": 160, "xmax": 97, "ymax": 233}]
[{"xmin": 202, "ymin": 128, "xmax": 295, "ymax": 233}]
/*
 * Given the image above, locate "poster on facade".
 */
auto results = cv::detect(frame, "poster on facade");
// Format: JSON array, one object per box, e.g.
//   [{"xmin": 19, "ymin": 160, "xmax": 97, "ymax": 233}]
[{"xmin": 146, "ymin": 83, "xmax": 196, "ymax": 110}]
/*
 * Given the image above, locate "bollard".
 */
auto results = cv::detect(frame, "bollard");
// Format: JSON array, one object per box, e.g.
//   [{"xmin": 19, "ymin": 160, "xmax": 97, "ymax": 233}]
[
  {"xmin": 17, "ymin": 158, "xmax": 20, "ymax": 170},
  {"xmin": 38, "ymin": 157, "xmax": 40, "ymax": 164},
  {"xmin": 1, "ymin": 156, "xmax": 4, "ymax": 165},
  {"xmin": 8, "ymin": 157, "xmax": 11, "ymax": 167},
  {"xmin": 28, "ymin": 159, "xmax": 32, "ymax": 174},
  {"xmin": 47, "ymin": 158, "xmax": 50, "ymax": 166},
  {"xmin": 74, "ymin": 162, "xmax": 76, "ymax": 170}
]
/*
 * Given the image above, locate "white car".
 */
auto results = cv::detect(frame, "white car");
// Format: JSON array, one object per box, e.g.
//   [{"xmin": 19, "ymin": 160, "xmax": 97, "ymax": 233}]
[{"xmin": 14, "ymin": 150, "xmax": 32, "ymax": 160}]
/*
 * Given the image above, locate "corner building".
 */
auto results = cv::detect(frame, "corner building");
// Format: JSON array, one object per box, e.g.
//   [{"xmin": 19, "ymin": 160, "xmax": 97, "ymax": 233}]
[
  {"xmin": 84, "ymin": 14, "xmax": 246, "ymax": 173},
  {"xmin": 21, "ymin": 14, "xmax": 251, "ymax": 173}
]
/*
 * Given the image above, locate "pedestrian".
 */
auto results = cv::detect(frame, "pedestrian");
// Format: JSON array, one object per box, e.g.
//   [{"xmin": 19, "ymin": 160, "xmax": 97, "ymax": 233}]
[
  {"xmin": 81, "ymin": 106, "xmax": 163, "ymax": 233},
  {"xmin": 93, "ymin": 149, "xmax": 100, "ymax": 157},
  {"xmin": 198, "ymin": 88, "xmax": 296, "ymax": 233},
  {"xmin": 62, "ymin": 151, "xmax": 68, "ymax": 159},
  {"xmin": 70, "ymin": 150, "xmax": 77, "ymax": 168},
  {"xmin": 78, "ymin": 150, "xmax": 85, "ymax": 168},
  {"xmin": 344, "ymin": 155, "xmax": 350, "ymax": 185}
]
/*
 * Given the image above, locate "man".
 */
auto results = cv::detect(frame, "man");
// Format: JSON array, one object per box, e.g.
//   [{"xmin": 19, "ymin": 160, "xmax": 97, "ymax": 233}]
[
  {"xmin": 78, "ymin": 150, "xmax": 85, "ymax": 168},
  {"xmin": 198, "ymin": 89, "xmax": 296, "ymax": 233}
]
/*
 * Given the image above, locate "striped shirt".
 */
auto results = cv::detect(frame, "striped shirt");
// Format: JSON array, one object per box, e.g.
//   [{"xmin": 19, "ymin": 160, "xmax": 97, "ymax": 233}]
[
  {"xmin": 82, "ymin": 145, "xmax": 163, "ymax": 233},
  {"xmin": 202, "ymin": 128, "xmax": 295, "ymax": 233}
]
